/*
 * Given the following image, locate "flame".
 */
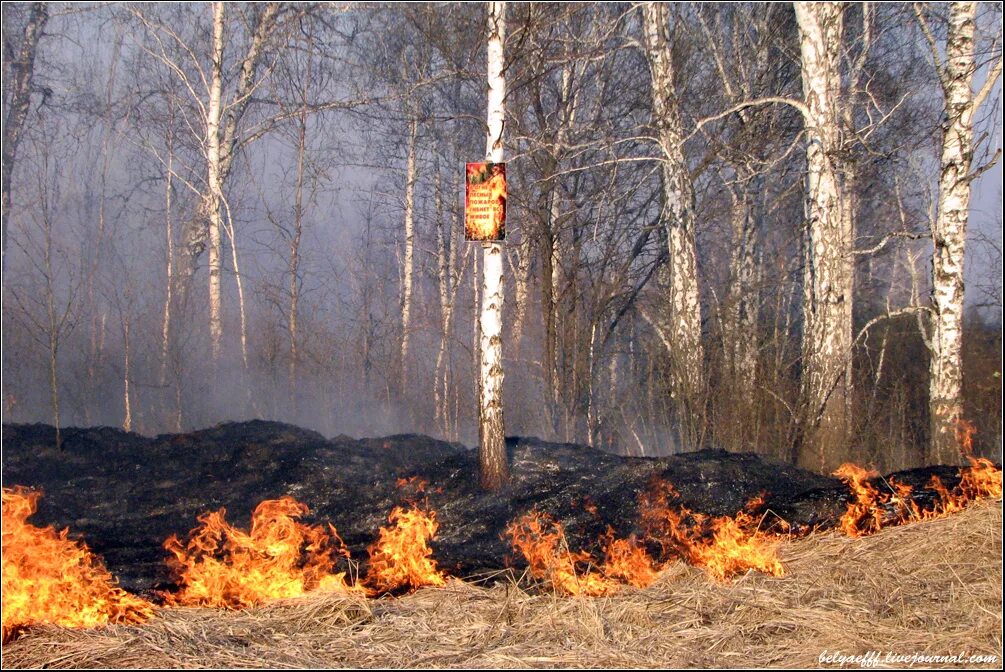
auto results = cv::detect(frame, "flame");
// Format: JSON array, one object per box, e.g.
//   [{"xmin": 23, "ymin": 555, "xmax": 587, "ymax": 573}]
[
  {"xmin": 955, "ymin": 418, "xmax": 977, "ymax": 457},
  {"xmin": 834, "ymin": 443, "xmax": 1002, "ymax": 538},
  {"xmin": 505, "ymin": 510, "xmax": 624, "ymax": 596},
  {"xmin": 833, "ymin": 463, "xmax": 885, "ymax": 537},
  {"xmin": 366, "ymin": 502, "xmax": 446, "ymax": 593},
  {"xmin": 163, "ymin": 496, "xmax": 360, "ymax": 609},
  {"xmin": 638, "ymin": 480, "xmax": 784, "ymax": 581},
  {"xmin": 599, "ymin": 530, "xmax": 659, "ymax": 588},
  {"xmin": 2, "ymin": 487, "xmax": 154, "ymax": 641},
  {"xmin": 960, "ymin": 457, "xmax": 1002, "ymax": 499},
  {"xmin": 687, "ymin": 512, "xmax": 784, "ymax": 581},
  {"xmin": 507, "ymin": 482, "xmax": 784, "ymax": 595}
]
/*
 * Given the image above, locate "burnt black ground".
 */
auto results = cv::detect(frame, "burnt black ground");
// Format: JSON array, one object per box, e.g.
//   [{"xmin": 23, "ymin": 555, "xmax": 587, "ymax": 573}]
[{"xmin": 1, "ymin": 420, "xmax": 964, "ymax": 594}]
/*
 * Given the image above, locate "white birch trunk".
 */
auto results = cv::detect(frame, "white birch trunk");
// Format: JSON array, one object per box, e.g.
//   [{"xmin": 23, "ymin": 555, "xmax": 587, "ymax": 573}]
[
  {"xmin": 207, "ymin": 2, "xmax": 225, "ymax": 361},
  {"xmin": 794, "ymin": 2, "xmax": 853, "ymax": 471},
  {"xmin": 641, "ymin": 2, "xmax": 705, "ymax": 448},
  {"xmin": 2, "ymin": 2, "xmax": 48, "ymax": 272},
  {"xmin": 726, "ymin": 184, "xmax": 760, "ymax": 388},
  {"xmin": 122, "ymin": 315, "xmax": 132, "ymax": 433},
  {"xmin": 479, "ymin": 1, "xmax": 509, "ymax": 489},
  {"xmin": 290, "ymin": 101, "xmax": 307, "ymax": 411},
  {"xmin": 221, "ymin": 202, "xmax": 249, "ymax": 371},
  {"xmin": 434, "ymin": 165, "xmax": 458, "ymax": 436},
  {"xmin": 929, "ymin": 2, "xmax": 978, "ymax": 464},
  {"xmin": 400, "ymin": 118, "xmax": 418, "ymax": 395},
  {"xmin": 160, "ymin": 111, "xmax": 174, "ymax": 388},
  {"xmin": 510, "ymin": 239, "xmax": 531, "ymax": 356}
]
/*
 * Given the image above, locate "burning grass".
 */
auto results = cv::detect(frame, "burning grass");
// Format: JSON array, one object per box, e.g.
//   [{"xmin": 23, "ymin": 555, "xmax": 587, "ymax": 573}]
[
  {"xmin": 366, "ymin": 502, "xmax": 447, "ymax": 593},
  {"xmin": 162, "ymin": 496, "xmax": 363, "ymax": 609},
  {"xmin": 504, "ymin": 483, "xmax": 782, "ymax": 596},
  {"xmin": 835, "ymin": 454, "xmax": 1004, "ymax": 537},
  {"xmin": 3, "ymin": 499, "xmax": 1000, "ymax": 668},
  {"xmin": 1, "ymin": 488, "xmax": 154, "ymax": 641}
]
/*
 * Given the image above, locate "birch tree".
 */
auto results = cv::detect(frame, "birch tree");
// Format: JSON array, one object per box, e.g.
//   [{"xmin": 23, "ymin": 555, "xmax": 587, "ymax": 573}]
[
  {"xmin": 132, "ymin": 3, "xmax": 281, "ymax": 362},
  {"xmin": 479, "ymin": 0, "xmax": 509, "ymax": 490},
  {"xmin": 640, "ymin": 2, "xmax": 705, "ymax": 449},
  {"xmin": 917, "ymin": 1, "xmax": 1002, "ymax": 464},
  {"xmin": 205, "ymin": 2, "xmax": 226, "ymax": 360},
  {"xmin": 2, "ymin": 1, "xmax": 49, "ymax": 273},
  {"xmin": 400, "ymin": 118, "xmax": 418, "ymax": 395},
  {"xmin": 794, "ymin": 2, "xmax": 854, "ymax": 471}
]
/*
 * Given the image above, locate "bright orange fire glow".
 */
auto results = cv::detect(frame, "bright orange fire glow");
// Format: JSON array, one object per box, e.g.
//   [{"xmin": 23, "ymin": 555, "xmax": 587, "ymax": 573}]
[
  {"xmin": 366, "ymin": 502, "xmax": 447, "ymax": 593},
  {"xmin": 163, "ymin": 496, "xmax": 361, "ymax": 609},
  {"xmin": 638, "ymin": 479, "xmax": 784, "ymax": 581},
  {"xmin": 507, "ymin": 482, "xmax": 785, "ymax": 595},
  {"xmin": 833, "ymin": 463, "xmax": 885, "ymax": 537},
  {"xmin": 2, "ymin": 487, "xmax": 154, "ymax": 641},
  {"xmin": 833, "ymin": 424, "xmax": 1002, "ymax": 538},
  {"xmin": 506, "ymin": 510, "xmax": 626, "ymax": 596},
  {"xmin": 599, "ymin": 529, "xmax": 659, "ymax": 588},
  {"xmin": 959, "ymin": 457, "xmax": 1002, "ymax": 499}
]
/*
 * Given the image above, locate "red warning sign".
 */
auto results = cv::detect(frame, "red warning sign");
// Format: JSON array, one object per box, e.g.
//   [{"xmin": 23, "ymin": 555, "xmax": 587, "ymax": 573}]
[{"xmin": 465, "ymin": 162, "xmax": 506, "ymax": 241}]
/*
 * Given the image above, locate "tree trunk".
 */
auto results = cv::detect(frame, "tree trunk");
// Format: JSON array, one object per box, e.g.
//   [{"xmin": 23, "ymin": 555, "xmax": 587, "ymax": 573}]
[
  {"xmin": 2, "ymin": 2, "xmax": 48, "ymax": 273},
  {"xmin": 174, "ymin": 3, "xmax": 279, "ymax": 358},
  {"xmin": 726, "ymin": 180, "xmax": 761, "ymax": 389},
  {"xmin": 400, "ymin": 118, "xmax": 418, "ymax": 396},
  {"xmin": 479, "ymin": 1, "xmax": 509, "ymax": 490},
  {"xmin": 289, "ymin": 101, "xmax": 307, "ymax": 413},
  {"xmin": 122, "ymin": 315, "xmax": 132, "ymax": 433},
  {"xmin": 434, "ymin": 163, "xmax": 458, "ymax": 437},
  {"xmin": 160, "ymin": 105, "xmax": 175, "ymax": 388},
  {"xmin": 641, "ymin": 2, "xmax": 706, "ymax": 450},
  {"xmin": 794, "ymin": 2, "xmax": 853, "ymax": 472},
  {"xmin": 206, "ymin": 2, "xmax": 225, "ymax": 361},
  {"xmin": 929, "ymin": 2, "xmax": 977, "ymax": 465}
]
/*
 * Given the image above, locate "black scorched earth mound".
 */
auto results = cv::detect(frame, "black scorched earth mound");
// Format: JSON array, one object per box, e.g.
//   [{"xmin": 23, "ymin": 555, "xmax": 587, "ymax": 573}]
[{"xmin": 1, "ymin": 421, "xmax": 962, "ymax": 593}]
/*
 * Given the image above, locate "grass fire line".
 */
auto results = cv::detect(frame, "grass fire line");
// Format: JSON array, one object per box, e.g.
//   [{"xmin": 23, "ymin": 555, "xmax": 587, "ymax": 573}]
[{"xmin": 1, "ymin": 451, "xmax": 1001, "ymax": 642}]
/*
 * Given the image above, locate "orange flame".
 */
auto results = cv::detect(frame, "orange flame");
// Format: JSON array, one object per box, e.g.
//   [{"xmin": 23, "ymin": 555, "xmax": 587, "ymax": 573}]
[
  {"xmin": 507, "ymin": 482, "xmax": 784, "ymax": 594},
  {"xmin": 599, "ymin": 529, "xmax": 659, "ymax": 588},
  {"xmin": 366, "ymin": 502, "xmax": 446, "ymax": 593},
  {"xmin": 955, "ymin": 418, "xmax": 977, "ymax": 457},
  {"xmin": 638, "ymin": 480, "xmax": 784, "ymax": 581},
  {"xmin": 960, "ymin": 457, "xmax": 1002, "ymax": 499},
  {"xmin": 2, "ymin": 487, "xmax": 154, "ymax": 641},
  {"xmin": 833, "ymin": 463, "xmax": 885, "ymax": 537},
  {"xmin": 505, "ymin": 510, "xmax": 626, "ymax": 596},
  {"xmin": 163, "ymin": 496, "xmax": 360, "ymax": 609},
  {"xmin": 834, "ymin": 439, "xmax": 1002, "ymax": 538}
]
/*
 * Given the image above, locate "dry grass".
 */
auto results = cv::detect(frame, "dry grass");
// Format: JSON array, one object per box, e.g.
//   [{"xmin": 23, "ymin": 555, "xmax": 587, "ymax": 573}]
[{"xmin": 3, "ymin": 500, "xmax": 1002, "ymax": 669}]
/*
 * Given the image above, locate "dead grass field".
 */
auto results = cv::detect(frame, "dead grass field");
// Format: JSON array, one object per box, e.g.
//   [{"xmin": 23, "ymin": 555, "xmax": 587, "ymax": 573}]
[{"xmin": 3, "ymin": 499, "xmax": 1001, "ymax": 669}]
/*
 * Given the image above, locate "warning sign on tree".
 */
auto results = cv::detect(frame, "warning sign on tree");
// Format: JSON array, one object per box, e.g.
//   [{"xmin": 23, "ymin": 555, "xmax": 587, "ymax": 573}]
[{"xmin": 465, "ymin": 162, "xmax": 506, "ymax": 241}]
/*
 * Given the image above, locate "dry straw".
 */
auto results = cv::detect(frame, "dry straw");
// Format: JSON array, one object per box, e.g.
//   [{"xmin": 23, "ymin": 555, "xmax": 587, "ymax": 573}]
[{"xmin": 3, "ymin": 500, "xmax": 1001, "ymax": 669}]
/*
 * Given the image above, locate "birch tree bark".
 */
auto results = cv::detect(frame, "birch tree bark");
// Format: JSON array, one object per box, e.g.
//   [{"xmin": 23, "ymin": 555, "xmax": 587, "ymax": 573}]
[
  {"xmin": 641, "ymin": 2, "xmax": 706, "ymax": 449},
  {"xmin": 794, "ymin": 2, "xmax": 854, "ymax": 471},
  {"xmin": 726, "ymin": 180, "xmax": 761, "ymax": 388},
  {"xmin": 288, "ymin": 67, "xmax": 310, "ymax": 412},
  {"xmin": 434, "ymin": 163, "xmax": 461, "ymax": 437},
  {"xmin": 146, "ymin": 3, "xmax": 280, "ymax": 359},
  {"xmin": 159, "ymin": 102, "xmax": 175, "ymax": 388},
  {"xmin": 922, "ymin": 2, "xmax": 1000, "ymax": 464},
  {"xmin": 400, "ymin": 118, "xmax": 418, "ymax": 396},
  {"xmin": 206, "ymin": 2, "xmax": 225, "ymax": 361},
  {"xmin": 479, "ymin": 0, "xmax": 509, "ymax": 490},
  {"xmin": 2, "ymin": 2, "xmax": 49, "ymax": 274}
]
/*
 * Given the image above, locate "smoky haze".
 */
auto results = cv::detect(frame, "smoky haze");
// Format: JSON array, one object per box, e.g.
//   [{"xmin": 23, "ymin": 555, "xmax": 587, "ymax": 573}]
[{"xmin": 1, "ymin": 3, "xmax": 1002, "ymax": 470}]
